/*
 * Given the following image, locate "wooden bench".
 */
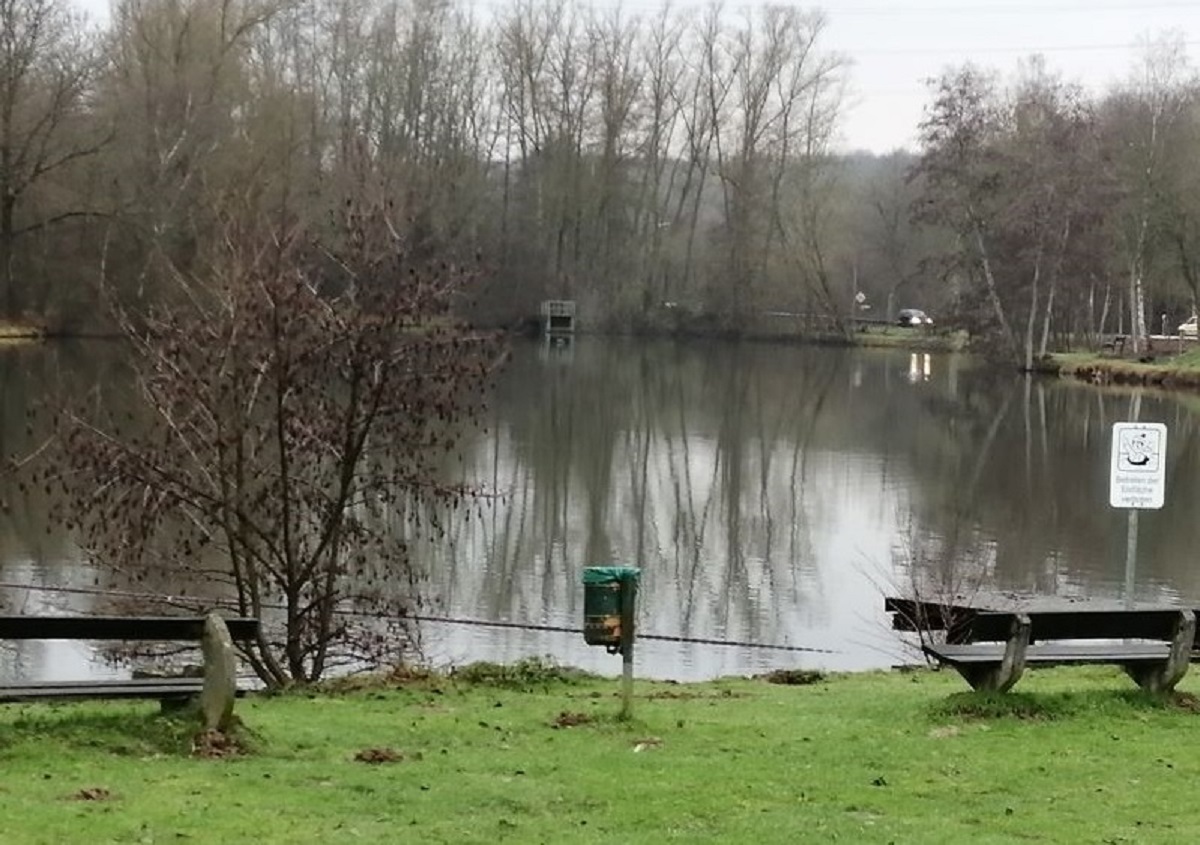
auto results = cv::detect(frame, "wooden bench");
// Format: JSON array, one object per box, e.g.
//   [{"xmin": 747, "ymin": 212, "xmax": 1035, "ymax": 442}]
[
  {"xmin": 888, "ymin": 601, "xmax": 1195, "ymax": 693},
  {"xmin": 1102, "ymin": 334, "xmax": 1128, "ymax": 355},
  {"xmin": 885, "ymin": 597, "xmax": 980, "ymax": 643},
  {"xmin": 0, "ymin": 615, "xmax": 259, "ymax": 707}
]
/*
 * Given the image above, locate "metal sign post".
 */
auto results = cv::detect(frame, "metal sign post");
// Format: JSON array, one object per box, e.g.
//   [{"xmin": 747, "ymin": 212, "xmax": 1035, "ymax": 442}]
[{"xmin": 1109, "ymin": 422, "xmax": 1168, "ymax": 608}]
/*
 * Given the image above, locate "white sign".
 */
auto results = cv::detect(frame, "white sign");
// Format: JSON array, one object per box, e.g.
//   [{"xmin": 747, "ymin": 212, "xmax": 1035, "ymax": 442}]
[{"xmin": 1109, "ymin": 422, "xmax": 1167, "ymax": 509}]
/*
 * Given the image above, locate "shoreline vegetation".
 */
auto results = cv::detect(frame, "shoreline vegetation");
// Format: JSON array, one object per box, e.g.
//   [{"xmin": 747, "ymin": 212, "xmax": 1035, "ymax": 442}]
[
  {"xmin": 1047, "ymin": 347, "xmax": 1200, "ymax": 391},
  {"xmin": 3, "ymin": 662, "xmax": 1200, "ymax": 843},
  {"xmin": 8, "ymin": 319, "xmax": 1200, "ymax": 393}
]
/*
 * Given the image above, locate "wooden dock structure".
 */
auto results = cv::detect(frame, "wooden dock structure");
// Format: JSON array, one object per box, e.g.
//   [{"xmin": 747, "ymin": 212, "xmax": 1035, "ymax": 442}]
[{"xmin": 541, "ymin": 300, "xmax": 576, "ymax": 337}]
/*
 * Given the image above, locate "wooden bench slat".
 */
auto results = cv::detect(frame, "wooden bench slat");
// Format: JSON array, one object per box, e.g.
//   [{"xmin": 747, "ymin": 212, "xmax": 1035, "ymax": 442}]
[
  {"xmin": 968, "ymin": 610, "xmax": 1187, "ymax": 643},
  {"xmin": 0, "ymin": 679, "xmax": 258, "ymax": 703},
  {"xmin": 885, "ymin": 599, "xmax": 1195, "ymax": 642},
  {"xmin": 929, "ymin": 642, "xmax": 1172, "ymax": 665},
  {"xmin": 4, "ymin": 678, "xmax": 203, "ymax": 688},
  {"xmin": 0, "ymin": 615, "xmax": 261, "ymax": 707},
  {"xmin": 0, "ymin": 616, "xmax": 259, "ymax": 641},
  {"xmin": 1, "ymin": 683, "xmax": 251, "ymax": 692},
  {"xmin": 884, "ymin": 598, "xmax": 973, "ymax": 634},
  {"xmin": 0, "ymin": 681, "xmax": 202, "ymax": 702}
]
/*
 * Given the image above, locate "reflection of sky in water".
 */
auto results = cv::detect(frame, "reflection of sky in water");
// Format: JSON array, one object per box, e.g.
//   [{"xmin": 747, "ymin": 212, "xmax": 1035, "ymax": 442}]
[
  {"xmin": 0, "ymin": 562, "xmax": 124, "ymax": 683},
  {"xmin": 0, "ymin": 342, "xmax": 924, "ymax": 682},
  {"xmin": 423, "ymin": 421, "xmax": 909, "ymax": 680}
]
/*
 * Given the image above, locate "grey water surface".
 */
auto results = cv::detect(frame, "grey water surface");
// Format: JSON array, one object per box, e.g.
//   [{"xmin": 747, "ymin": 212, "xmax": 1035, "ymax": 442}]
[{"xmin": 3, "ymin": 338, "xmax": 1199, "ymax": 681}]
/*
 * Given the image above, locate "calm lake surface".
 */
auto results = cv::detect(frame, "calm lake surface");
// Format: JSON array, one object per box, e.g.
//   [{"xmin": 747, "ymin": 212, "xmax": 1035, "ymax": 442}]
[{"xmin": 4, "ymin": 338, "xmax": 1200, "ymax": 681}]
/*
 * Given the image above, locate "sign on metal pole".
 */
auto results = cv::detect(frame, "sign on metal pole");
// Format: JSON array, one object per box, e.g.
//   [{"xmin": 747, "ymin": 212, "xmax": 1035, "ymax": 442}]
[{"xmin": 1109, "ymin": 422, "xmax": 1167, "ymax": 510}]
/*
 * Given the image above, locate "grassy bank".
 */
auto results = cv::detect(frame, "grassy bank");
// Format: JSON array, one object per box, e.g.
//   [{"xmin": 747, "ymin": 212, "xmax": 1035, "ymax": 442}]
[
  {"xmin": 4, "ymin": 662, "xmax": 1200, "ymax": 843},
  {"xmin": 854, "ymin": 326, "xmax": 969, "ymax": 353},
  {"xmin": 1052, "ymin": 346, "xmax": 1200, "ymax": 390}
]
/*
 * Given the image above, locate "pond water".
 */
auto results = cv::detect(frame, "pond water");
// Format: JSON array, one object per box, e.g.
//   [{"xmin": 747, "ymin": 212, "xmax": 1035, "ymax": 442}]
[{"xmin": 4, "ymin": 338, "xmax": 1200, "ymax": 681}]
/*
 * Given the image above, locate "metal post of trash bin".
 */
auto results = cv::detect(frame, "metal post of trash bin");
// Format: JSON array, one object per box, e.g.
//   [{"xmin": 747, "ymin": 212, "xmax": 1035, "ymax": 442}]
[
  {"xmin": 582, "ymin": 566, "xmax": 641, "ymax": 720},
  {"xmin": 618, "ymin": 572, "xmax": 638, "ymax": 720}
]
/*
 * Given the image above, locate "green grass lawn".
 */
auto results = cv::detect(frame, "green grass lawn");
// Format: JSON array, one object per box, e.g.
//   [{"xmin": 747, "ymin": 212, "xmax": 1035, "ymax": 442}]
[{"xmin": 4, "ymin": 663, "xmax": 1200, "ymax": 843}]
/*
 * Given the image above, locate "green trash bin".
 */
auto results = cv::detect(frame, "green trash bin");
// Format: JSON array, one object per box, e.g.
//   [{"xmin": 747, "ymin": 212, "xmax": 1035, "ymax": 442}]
[{"xmin": 583, "ymin": 566, "xmax": 641, "ymax": 648}]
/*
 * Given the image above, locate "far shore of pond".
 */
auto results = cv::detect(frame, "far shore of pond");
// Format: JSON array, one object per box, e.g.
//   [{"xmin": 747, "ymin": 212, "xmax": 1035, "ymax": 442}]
[
  {"xmin": 852, "ymin": 328, "xmax": 1200, "ymax": 393},
  {"xmin": 12, "ymin": 317, "xmax": 1200, "ymax": 396}
]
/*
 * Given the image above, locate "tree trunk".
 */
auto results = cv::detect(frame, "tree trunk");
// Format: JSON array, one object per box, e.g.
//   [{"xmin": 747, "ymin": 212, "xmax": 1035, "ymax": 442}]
[
  {"xmin": 1024, "ymin": 255, "xmax": 1039, "ymax": 373},
  {"xmin": 1, "ymin": 189, "xmax": 14, "ymax": 317},
  {"xmin": 971, "ymin": 216, "xmax": 1018, "ymax": 362},
  {"xmin": 1129, "ymin": 256, "xmax": 1148, "ymax": 352},
  {"xmin": 1038, "ymin": 217, "xmax": 1071, "ymax": 359}
]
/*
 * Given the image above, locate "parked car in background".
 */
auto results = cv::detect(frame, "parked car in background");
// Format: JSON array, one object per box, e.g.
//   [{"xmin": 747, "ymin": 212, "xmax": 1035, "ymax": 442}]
[
  {"xmin": 1180, "ymin": 315, "xmax": 1198, "ymax": 338},
  {"xmin": 897, "ymin": 308, "xmax": 933, "ymax": 327}
]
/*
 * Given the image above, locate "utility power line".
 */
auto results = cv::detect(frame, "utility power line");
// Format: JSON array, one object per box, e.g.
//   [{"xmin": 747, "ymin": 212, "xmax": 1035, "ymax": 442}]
[
  {"xmin": 848, "ymin": 40, "xmax": 1200, "ymax": 57},
  {"xmin": 829, "ymin": 1, "xmax": 1200, "ymax": 15},
  {"xmin": 0, "ymin": 581, "xmax": 839, "ymax": 656}
]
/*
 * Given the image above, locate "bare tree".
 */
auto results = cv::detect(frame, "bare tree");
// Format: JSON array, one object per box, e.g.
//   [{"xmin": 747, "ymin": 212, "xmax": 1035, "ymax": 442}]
[
  {"xmin": 867, "ymin": 153, "xmax": 923, "ymax": 321},
  {"xmin": 633, "ymin": 6, "xmax": 684, "ymax": 314},
  {"xmin": 1156, "ymin": 86, "xmax": 1200, "ymax": 313},
  {"xmin": 914, "ymin": 66, "xmax": 1018, "ymax": 358},
  {"xmin": 100, "ymin": 0, "xmax": 286, "ymax": 295},
  {"xmin": 687, "ymin": 4, "xmax": 735, "ymax": 318},
  {"xmin": 1007, "ymin": 58, "xmax": 1098, "ymax": 365},
  {"xmin": 590, "ymin": 7, "xmax": 641, "ymax": 310},
  {"xmin": 51, "ymin": 201, "xmax": 501, "ymax": 686},
  {"xmin": 1104, "ymin": 34, "xmax": 1194, "ymax": 353},
  {"xmin": 0, "ymin": 0, "xmax": 853, "ymax": 333},
  {"xmin": 915, "ymin": 60, "xmax": 1102, "ymax": 369},
  {"xmin": 0, "ymin": 0, "xmax": 104, "ymax": 317},
  {"xmin": 762, "ymin": 8, "xmax": 844, "ymax": 328}
]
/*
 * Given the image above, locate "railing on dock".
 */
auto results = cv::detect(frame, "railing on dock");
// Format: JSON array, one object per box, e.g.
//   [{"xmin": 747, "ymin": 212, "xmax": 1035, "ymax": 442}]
[{"xmin": 541, "ymin": 300, "xmax": 576, "ymax": 336}]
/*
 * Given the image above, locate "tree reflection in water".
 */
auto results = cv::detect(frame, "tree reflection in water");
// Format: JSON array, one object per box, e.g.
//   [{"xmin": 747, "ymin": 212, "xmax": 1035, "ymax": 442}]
[{"xmin": 7, "ymin": 340, "xmax": 1200, "ymax": 680}]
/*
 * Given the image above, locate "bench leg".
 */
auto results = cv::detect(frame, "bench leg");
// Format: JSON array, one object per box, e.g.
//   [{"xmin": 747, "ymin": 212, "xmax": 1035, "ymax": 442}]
[
  {"xmin": 1124, "ymin": 610, "xmax": 1195, "ymax": 693},
  {"xmin": 953, "ymin": 614, "xmax": 1031, "ymax": 693},
  {"xmin": 159, "ymin": 695, "xmax": 193, "ymax": 715}
]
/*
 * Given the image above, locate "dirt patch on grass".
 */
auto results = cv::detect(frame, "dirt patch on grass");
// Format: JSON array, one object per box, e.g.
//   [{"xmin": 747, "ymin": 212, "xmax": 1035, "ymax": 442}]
[
  {"xmin": 354, "ymin": 747, "xmax": 405, "ymax": 764},
  {"xmin": 551, "ymin": 711, "xmax": 593, "ymax": 728},
  {"xmin": 756, "ymin": 669, "xmax": 825, "ymax": 686},
  {"xmin": 70, "ymin": 787, "xmax": 114, "ymax": 802},
  {"xmin": 192, "ymin": 729, "xmax": 250, "ymax": 759},
  {"xmin": 1170, "ymin": 692, "xmax": 1200, "ymax": 713},
  {"xmin": 645, "ymin": 688, "xmax": 749, "ymax": 700}
]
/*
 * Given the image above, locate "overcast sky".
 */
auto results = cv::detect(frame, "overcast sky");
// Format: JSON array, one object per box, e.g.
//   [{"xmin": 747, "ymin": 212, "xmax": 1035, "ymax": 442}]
[{"xmin": 69, "ymin": 0, "xmax": 1200, "ymax": 154}]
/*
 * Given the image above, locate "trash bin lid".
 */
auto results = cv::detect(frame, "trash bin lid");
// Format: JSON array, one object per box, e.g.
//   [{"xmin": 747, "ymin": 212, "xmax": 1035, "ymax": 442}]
[{"xmin": 582, "ymin": 566, "xmax": 641, "ymax": 585}]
